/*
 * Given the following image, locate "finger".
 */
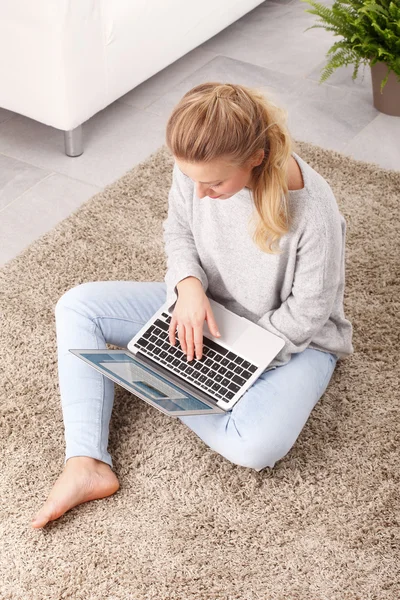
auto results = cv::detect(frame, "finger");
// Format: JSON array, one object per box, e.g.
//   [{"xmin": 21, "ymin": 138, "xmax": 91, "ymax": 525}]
[
  {"xmin": 194, "ymin": 323, "xmax": 204, "ymax": 360},
  {"xmin": 169, "ymin": 315, "xmax": 177, "ymax": 345},
  {"xmin": 185, "ymin": 327, "xmax": 194, "ymax": 361},
  {"xmin": 178, "ymin": 323, "xmax": 187, "ymax": 354},
  {"xmin": 206, "ymin": 308, "xmax": 221, "ymax": 337}
]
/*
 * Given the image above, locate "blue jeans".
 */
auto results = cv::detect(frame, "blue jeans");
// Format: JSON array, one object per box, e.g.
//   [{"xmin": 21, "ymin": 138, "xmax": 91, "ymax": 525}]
[{"xmin": 55, "ymin": 281, "xmax": 338, "ymax": 472}]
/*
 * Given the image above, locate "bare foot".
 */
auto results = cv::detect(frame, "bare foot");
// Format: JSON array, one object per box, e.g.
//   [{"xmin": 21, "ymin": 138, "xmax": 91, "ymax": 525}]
[{"xmin": 31, "ymin": 456, "xmax": 120, "ymax": 529}]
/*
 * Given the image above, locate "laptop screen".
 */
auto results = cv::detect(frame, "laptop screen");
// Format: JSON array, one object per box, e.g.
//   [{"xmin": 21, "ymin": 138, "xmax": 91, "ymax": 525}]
[{"xmin": 77, "ymin": 352, "xmax": 216, "ymax": 413}]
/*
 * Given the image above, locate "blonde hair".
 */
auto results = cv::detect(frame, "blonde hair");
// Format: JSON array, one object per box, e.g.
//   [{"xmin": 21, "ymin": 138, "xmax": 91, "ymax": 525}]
[{"xmin": 165, "ymin": 82, "xmax": 296, "ymax": 254}]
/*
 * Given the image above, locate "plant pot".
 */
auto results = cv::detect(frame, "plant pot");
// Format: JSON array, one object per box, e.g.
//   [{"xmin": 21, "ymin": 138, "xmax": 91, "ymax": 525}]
[{"xmin": 370, "ymin": 61, "xmax": 400, "ymax": 117}]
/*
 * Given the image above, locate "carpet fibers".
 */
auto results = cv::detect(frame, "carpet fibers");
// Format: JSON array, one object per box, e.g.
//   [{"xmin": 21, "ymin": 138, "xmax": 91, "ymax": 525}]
[{"xmin": 0, "ymin": 140, "xmax": 399, "ymax": 600}]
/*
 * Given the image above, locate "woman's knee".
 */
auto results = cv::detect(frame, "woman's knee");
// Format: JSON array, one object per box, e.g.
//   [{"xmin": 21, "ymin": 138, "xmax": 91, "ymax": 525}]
[
  {"xmin": 218, "ymin": 436, "xmax": 291, "ymax": 472},
  {"xmin": 55, "ymin": 282, "xmax": 100, "ymax": 315}
]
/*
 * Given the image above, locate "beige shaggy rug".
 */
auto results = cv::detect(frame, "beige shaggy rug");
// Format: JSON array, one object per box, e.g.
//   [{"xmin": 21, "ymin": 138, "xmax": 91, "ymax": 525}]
[{"xmin": 0, "ymin": 140, "xmax": 399, "ymax": 600}]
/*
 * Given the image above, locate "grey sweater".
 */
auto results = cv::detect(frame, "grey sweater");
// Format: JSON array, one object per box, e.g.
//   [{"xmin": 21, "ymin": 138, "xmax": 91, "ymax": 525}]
[{"xmin": 162, "ymin": 151, "xmax": 354, "ymax": 370}]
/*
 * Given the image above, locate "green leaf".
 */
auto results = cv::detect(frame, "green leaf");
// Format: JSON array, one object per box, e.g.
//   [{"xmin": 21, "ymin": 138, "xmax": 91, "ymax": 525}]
[{"xmin": 359, "ymin": 4, "xmax": 389, "ymax": 18}]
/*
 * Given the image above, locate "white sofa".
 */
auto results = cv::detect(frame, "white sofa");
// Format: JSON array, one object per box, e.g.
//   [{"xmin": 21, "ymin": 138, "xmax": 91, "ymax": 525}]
[{"xmin": 0, "ymin": 0, "xmax": 264, "ymax": 156}]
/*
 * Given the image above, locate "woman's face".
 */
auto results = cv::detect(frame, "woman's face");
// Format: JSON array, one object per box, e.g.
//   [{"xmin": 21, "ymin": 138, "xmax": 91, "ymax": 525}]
[{"xmin": 175, "ymin": 156, "xmax": 260, "ymax": 200}]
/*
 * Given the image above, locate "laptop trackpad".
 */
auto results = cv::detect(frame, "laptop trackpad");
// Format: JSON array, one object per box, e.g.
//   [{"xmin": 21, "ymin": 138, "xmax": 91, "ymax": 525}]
[{"xmin": 203, "ymin": 300, "xmax": 247, "ymax": 346}]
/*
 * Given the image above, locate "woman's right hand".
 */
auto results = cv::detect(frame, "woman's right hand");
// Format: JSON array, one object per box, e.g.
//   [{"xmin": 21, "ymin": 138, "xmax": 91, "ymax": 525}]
[{"xmin": 169, "ymin": 277, "xmax": 220, "ymax": 361}]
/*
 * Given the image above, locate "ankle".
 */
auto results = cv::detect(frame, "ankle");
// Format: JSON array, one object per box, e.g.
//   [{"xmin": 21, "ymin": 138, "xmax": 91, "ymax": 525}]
[{"xmin": 66, "ymin": 456, "xmax": 109, "ymax": 469}]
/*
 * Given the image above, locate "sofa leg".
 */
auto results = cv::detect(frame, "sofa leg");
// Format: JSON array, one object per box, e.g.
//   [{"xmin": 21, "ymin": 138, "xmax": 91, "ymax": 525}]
[{"xmin": 64, "ymin": 126, "xmax": 83, "ymax": 157}]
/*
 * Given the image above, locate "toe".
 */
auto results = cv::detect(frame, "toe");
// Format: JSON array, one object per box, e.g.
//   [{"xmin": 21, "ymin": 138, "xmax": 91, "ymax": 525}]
[
  {"xmin": 31, "ymin": 513, "xmax": 48, "ymax": 529},
  {"xmin": 31, "ymin": 500, "xmax": 59, "ymax": 529}
]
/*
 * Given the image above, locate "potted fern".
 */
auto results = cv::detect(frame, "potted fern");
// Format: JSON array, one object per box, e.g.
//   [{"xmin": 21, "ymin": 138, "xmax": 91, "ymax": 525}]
[{"xmin": 300, "ymin": 0, "xmax": 400, "ymax": 116}]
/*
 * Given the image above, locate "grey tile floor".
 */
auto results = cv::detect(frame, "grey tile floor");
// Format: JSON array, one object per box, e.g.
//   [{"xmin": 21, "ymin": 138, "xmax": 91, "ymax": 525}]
[{"xmin": 1, "ymin": 0, "xmax": 399, "ymax": 267}]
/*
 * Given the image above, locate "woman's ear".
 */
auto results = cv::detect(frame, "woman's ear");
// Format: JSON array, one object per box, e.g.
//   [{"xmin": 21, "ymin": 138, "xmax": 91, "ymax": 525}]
[{"xmin": 252, "ymin": 149, "xmax": 265, "ymax": 168}]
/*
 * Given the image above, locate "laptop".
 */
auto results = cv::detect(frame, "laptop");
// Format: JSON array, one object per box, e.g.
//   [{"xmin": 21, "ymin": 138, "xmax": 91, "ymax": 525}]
[{"xmin": 70, "ymin": 296, "xmax": 285, "ymax": 418}]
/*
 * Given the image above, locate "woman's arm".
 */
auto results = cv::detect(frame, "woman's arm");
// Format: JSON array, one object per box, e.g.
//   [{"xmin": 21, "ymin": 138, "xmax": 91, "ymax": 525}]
[
  {"xmin": 256, "ymin": 203, "xmax": 345, "ymax": 365},
  {"xmin": 162, "ymin": 162, "xmax": 209, "ymax": 312}
]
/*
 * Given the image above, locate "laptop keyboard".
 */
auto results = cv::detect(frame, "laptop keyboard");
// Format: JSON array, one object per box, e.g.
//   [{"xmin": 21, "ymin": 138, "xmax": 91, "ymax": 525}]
[{"xmin": 134, "ymin": 313, "xmax": 258, "ymax": 403}]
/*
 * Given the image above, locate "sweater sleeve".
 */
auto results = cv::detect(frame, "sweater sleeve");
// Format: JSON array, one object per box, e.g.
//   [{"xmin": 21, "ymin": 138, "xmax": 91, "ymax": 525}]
[
  {"xmin": 162, "ymin": 162, "xmax": 209, "ymax": 313},
  {"xmin": 256, "ymin": 203, "xmax": 343, "ymax": 366}
]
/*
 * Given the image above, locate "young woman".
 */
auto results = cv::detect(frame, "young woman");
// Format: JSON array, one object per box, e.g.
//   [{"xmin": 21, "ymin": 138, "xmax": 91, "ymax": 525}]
[{"xmin": 31, "ymin": 82, "xmax": 353, "ymax": 529}]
